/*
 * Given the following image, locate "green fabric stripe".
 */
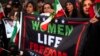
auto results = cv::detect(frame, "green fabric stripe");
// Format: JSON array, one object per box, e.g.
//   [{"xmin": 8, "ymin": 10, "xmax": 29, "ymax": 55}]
[
  {"xmin": 96, "ymin": 3, "xmax": 100, "ymax": 15},
  {"xmin": 0, "ymin": 3, "xmax": 2, "ymax": 10},
  {"xmin": 10, "ymin": 21, "xmax": 17, "ymax": 43},
  {"xmin": 54, "ymin": 0, "xmax": 59, "ymax": 11}
]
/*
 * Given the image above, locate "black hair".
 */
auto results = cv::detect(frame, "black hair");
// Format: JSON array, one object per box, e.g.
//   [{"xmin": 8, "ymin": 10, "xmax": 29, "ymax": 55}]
[
  {"xmin": 4, "ymin": 4, "xmax": 12, "ymax": 17},
  {"xmin": 8, "ymin": 9, "xmax": 19, "ymax": 19},
  {"xmin": 12, "ymin": 2, "xmax": 20, "ymax": 8},
  {"xmin": 42, "ymin": 3, "xmax": 53, "ymax": 13},
  {"xmin": 26, "ymin": 1, "xmax": 37, "ymax": 11},
  {"xmin": 80, "ymin": 0, "xmax": 94, "ymax": 18},
  {"xmin": 65, "ymin": 0, "xmax": 78, "ymax": 18},
  {"xmin": 65, "ymin": 0, "xmax": 76, "ymax": 5}
]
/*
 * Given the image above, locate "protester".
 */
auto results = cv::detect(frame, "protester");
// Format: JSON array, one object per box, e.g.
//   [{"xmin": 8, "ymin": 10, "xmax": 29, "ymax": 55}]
[
  {"xmin": 37, "ymin": 0, "xmax": 45, "ymax": 14},
  {"xmin": 38, "ymin": 3, "xmax": 54, "ymax": 24},
  {"xmin": 37, "ymin": 3, "xmax": 54, "ymax": 22},
  {"xmin": 65, "ymin": 0, "xmax": 78, "ymax": 18},
  {"xmin": 0, "ymin": 6, "xmax": 20, "ymax": 56},
  {"xmin": 42, "ymin": 3, "xmax": 54, "ymax": 14},
  {"xmin": 80, "ymin": 0, "xmax": 100, "ymax": 56},
  {"xmin": 4, "ymin": 3, "xmax": 12, "ymax": 17},
  {"xmin": 80, "ymin": 0, "xmax": 99, "ymax": 22},
  {"xmin": 22, "ymin": 1, "xmax": 37, "ymax": 49},
  {"xmin": 80, "ymin": 0, "xmax": 93, "ymax": 18},
  {"xmin": 24, "ymin": 1, "xmax": 37, "ymax": 15},
  {"xmin": 12, "ymin": 2, "xmax": 21, "ymax": 12},
  {"xmin": 0, "ymin": 0, "xmax": 100, "ymax": 56}
]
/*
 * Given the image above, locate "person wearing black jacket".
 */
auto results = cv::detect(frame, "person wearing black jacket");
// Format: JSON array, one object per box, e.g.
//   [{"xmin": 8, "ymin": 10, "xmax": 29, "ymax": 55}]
[
  {"xmin": 0, "ymin": 8, "xmax": 20, "ymax": 56},
  {"xmin": 0, "ymin": 19, "xmax": 9, "ymax": 56},
  {"xmin": 80, "ymin": 0, "xmax": 100, "ymax": 56}
]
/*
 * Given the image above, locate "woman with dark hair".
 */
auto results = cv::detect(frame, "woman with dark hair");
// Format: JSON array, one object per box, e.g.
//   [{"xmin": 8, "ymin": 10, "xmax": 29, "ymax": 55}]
[
  {"xmin": 22, "ymin": 1, "xmax": 37, "ymax": 52},
  {"xmin": 4, "ymin": 3, "xmax": 12, "ymax": 17},
  {"xmin": 80, "ymin": 0, "xmax": 93, "ymax": 18},
  {"xmin": 37, "ymin": 0, "xmax": 45, "ymax": 14},
  {"xmin": 25, "ymin": 1, "xmax": 36, "ymax": 15},
  {"xmin": 65, "ymin": 0, "xmax": 78, "ymax": 18},
  {"xmin": 42, "ymin": 3, "xmax": 54, "ymax": 13},
  {"xmin": 80, "ymin": 0, "xmax": 100, "ymax": 56},
  {"xmin": 80, "ymin": 0, "xmax": 99, "ymax": 23},
  {"xmin": 38, "ymin": 3, "xmax": 54, "ymax": 20}
]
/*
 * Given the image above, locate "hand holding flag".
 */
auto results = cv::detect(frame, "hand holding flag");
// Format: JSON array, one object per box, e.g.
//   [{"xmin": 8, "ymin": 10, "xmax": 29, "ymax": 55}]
[
  {"xmin": 40, "ymin": 0, "xmax": 65, "ymax": 31},
  {"xmin": 89, "ymin": 0, "xmax": 100, "ymax": 23}
]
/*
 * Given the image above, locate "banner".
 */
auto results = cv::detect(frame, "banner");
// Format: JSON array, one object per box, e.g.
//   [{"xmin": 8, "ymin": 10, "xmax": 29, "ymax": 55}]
[{"xmin": 21, "ymin": 15, "xmax": 89, "ymax": 56}]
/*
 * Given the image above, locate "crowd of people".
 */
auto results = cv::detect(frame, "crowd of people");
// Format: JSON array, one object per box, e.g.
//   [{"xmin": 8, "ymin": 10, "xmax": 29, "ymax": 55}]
[{"xmin": 0, "ymin": 0, "xmax": 100, "ymax": 56}]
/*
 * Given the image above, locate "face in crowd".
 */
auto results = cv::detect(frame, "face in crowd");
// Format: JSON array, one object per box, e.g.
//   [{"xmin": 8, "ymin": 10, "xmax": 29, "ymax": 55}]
[
  {"xmin": 65, "ymin": 2, "xmax": 74, "ymax": 13},
  {"xmin": 9, "ymin": 11, "xmax": 18, "ymax": 20},
  {"xmin": 26, "ymin": 2, "xmax": 35, "ymax": 14},
  {"xmin": 43, "ymin": 3, "xmax": 53, "ymax": 13},
  {"xmin": 37, "ymin": 1, "xmax": 44, "ymax": 13},
  {"xmin": 83, "ymin": 0, "xmax": 93, "ymax": 15}
]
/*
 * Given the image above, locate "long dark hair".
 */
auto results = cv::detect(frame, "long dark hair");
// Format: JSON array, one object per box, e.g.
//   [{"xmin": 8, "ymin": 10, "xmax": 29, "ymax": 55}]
[
  {"xmin": 65, "ymin": 1, "xmax": 78, "ymax": 18},
  {"xmin": 80, "ymin": 0, "xmax": 94, "ymax": 18},
  {"xmin": 26, "ymin": 1, "xmax": 37, "ymax": 11}
]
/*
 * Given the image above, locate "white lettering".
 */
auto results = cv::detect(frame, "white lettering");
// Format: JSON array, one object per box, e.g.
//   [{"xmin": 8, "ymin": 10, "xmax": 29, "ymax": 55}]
[
  {"xmin": 38, "ymin": 33, "xmax": 43, "ymax": 44},
  {"xmin": 54, "ymin": 37, "xmax": 62, "ymax": 48},
  {"xmin": 48, "ymin": 35, "xmax": 54, "ymax": 46},
  {"xmin": 37, "ymin": 33, "xmax": 62, "ymax": 47}
]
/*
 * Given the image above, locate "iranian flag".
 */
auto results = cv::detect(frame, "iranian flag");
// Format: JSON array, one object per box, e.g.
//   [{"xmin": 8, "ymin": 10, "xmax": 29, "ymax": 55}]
[
  {"xmin": 0, "ymin": 3, "xmax": 5, "ymax": 19},
  {"xmin": 95, "ymin": 0, "xmax": 100, "ymax": 3},
  {"xmin": 40, "ymin": 0, "xmax": 65, "ymax": 31},
  {"xmin": 54, "ymin": 0, "xmax": 65, "ymax": 18},
  {"xmin": 89, "ymin": 0, "xmax": 100, "ymax": 18},
  {"xmin": 10, "ymin": 21, "xmax": 20, "ymax": 46}
]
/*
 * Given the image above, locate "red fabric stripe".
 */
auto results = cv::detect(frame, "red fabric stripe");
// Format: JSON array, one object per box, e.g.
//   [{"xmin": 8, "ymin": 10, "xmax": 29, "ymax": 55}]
[
  {"xmin": 68, "ymin": 21, "xmax": 89, "ymax": 24},
  {"xmin": 95, "ymin": 0, "xmax": 100, "ymax": 3},
  {"xmin": 22, "ymin": 16, "xmax": 35, "ymax": 49},
  {"xmin": 89, "ymin": 5, "xmax": 95, "ymax": 18},
  {"xmin": 24, "ymin": 16, "xmax": 35, "ymax": 20},
  {"xmin": 0, "ymin": 13, "xmax": 4, "ymax": 19},
  {"xmin": 54, "ymin": 9, "xmax": 65, "ymax": 18},
  {"xmin": 75, "ymin": 25, "xmax": 86, "ymax": 56},
  {"xmin": 15, "ymin": 34, "xmax": 19, "ymax": 46},
  {"xmin": 41, "ymin": 23, "xmax": 49, "ymax": 31},
  {"xmin": 22, "ymin": 17, "xmax": 26, "ymax": 49}
]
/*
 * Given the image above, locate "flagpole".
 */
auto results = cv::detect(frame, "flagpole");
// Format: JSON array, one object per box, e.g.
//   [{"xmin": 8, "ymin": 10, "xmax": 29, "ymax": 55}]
[
  {"xmin": 0, "ymin": 3, "xmax": 5, "ymax": 17},
  {"xmin": 18, "ymin": 0, "xmax": 24, "ymax": 50},
  {"xmin": 57, "ymin": 0, "xmax": 67, "ymax": 18},
  {"xmin": 19, "ymin": 11, "xmax": 23, "ymax": 50}
]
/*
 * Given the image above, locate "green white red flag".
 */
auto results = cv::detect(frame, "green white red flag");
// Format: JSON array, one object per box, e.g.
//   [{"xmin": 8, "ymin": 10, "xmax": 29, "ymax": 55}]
[{"xmin": 40, "ymin": 0, "xmax": 65, "ymax": 31}]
